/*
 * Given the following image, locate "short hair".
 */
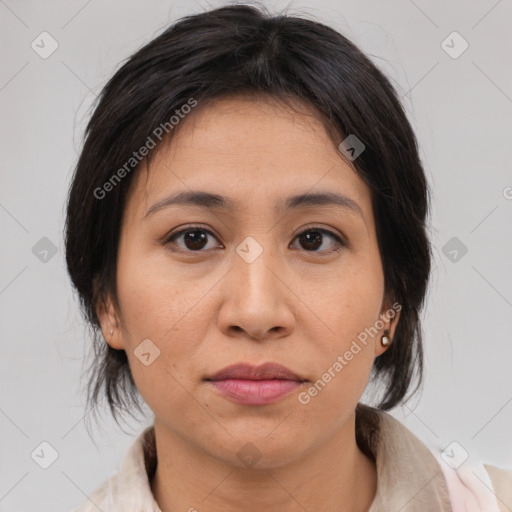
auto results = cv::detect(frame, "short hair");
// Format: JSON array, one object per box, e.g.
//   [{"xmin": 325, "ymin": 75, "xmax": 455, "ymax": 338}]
[{"xmin": 65, "ymin": 3, "xmax": 432, "ymax": 429}]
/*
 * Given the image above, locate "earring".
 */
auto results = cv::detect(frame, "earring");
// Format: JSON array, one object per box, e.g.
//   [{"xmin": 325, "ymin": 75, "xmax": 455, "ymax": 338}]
[{"xmin": 381, "ymin": 331, "xmax": 391, "ymax": 346}]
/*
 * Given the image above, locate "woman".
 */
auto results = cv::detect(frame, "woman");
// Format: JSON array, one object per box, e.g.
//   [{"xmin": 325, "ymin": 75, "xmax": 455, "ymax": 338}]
[{"xmin": 66, "ymin": 4, "xmax": 511, "ymax": 511}]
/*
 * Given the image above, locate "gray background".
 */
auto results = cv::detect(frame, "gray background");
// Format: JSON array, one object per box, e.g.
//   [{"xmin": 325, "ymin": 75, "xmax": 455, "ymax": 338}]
[{"xmin": 1, "ymin": 0, "xmax": 511, "ymax": 510}]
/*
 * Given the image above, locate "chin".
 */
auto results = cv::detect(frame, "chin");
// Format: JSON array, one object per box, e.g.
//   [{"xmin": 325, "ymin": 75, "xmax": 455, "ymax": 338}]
[{"xmin": 204, "ymin": 428, "xmax": 312, "ymax": 470}]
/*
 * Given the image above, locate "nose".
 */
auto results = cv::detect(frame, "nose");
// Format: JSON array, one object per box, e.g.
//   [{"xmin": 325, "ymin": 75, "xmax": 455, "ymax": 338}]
[{"xmin": 217, "ymin": 241, "xmax": 295, "ymax": 342}]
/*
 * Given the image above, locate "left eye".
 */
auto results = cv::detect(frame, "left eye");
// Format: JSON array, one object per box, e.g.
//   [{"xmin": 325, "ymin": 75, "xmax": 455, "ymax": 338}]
[
  {"xmin": 165, "ymin": 226, "xmax": 344, "ymax": 253},
  {"xmin": 290, "ymin": 227, "xmax": 344, "ymax": 253}
]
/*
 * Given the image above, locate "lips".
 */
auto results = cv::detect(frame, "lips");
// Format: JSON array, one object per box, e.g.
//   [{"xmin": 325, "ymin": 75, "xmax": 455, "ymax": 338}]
[
  {"xmin": 205, "ymin": 363, "xmax": 307, "ymax": 405},
  {"xmin": 206, "ymin": 362, "xmax": 306, "ymax": 382}
]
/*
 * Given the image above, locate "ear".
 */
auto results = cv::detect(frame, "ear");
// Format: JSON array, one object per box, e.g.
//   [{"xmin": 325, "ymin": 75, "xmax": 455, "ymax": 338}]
[
  {"xmin": 374, "ymin": 299, "xmax": 402, "ymax": 357},
  {"xmin": 93, "ymin": 278, "xmax": 124, "ymax": 350}
]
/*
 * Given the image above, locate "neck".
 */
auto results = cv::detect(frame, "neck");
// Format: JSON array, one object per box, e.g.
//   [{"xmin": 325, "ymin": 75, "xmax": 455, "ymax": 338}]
[{"xmin": 150, "ymin": 410, "xmax": 377, "ymax": 512}]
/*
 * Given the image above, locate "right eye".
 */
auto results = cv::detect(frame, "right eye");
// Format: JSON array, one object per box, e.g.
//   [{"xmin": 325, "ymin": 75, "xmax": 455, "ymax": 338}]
[{"xmin": 164, "ymin": 225, "xmax": 222, "ymax": 252}]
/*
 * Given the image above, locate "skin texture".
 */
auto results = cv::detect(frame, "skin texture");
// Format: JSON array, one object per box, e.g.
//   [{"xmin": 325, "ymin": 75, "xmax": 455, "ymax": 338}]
[{"xmin": 97, "ymin": 93, "xmax": 400, "ymax": 512}]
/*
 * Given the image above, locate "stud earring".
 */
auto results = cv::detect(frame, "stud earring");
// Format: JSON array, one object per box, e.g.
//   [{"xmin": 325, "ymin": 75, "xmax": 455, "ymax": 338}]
[{"xmin": 381, "ymin": 330, "xmax": 391, "ymax": 347}]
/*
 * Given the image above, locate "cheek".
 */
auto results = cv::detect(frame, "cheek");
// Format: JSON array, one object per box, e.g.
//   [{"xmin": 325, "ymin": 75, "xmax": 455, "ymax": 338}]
[
  {"xmin": 305, "ymin": 253, "xmax": 384, "ymax": 346},
  {"xmin": 297, "ymin": 255, "xmax": 383, "ymax": 402},
  {"xmin": 116, "ymin": 242, "xmax": 205, "ymax": 341},
  {"xmin": 115, "ymin": 247, "xmax": 211, "ymax": 397},
  {"xmin": 297, "ymin": 298, "xmax": 379, "ymax": 424}
]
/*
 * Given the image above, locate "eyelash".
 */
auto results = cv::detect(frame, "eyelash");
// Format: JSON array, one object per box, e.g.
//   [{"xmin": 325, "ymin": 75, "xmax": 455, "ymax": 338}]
[{"xmin": 164, "ymin": 224, "xmax": 345, "ymax": 255}]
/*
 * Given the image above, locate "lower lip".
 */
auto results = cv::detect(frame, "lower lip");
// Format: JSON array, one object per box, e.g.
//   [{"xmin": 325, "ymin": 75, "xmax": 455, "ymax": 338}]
[{"xmin": 207, "ymin": 379, "xmax": 303, "ymax": 405}]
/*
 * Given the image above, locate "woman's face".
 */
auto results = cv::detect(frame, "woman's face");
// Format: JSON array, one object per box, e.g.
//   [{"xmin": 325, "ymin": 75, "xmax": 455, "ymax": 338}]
[{"xmin": 100, "ymin": 94, "xmax": 398, "ymax": 468}]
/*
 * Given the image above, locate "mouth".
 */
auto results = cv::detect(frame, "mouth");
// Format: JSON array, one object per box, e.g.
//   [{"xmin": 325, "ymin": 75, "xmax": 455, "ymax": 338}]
[
  {"xmin": 204, "ymin": 362, "xmax": 307, "ymax": 405},
  {"xmin": 206, "ymin": 362, "xmax": 307, "ymax": 382}
]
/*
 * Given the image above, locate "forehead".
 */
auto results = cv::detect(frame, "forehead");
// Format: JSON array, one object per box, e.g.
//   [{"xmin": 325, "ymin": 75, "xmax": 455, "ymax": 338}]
[{"xmin": 124, "ymin": 94, "xmax": 371, "ymax": 221}]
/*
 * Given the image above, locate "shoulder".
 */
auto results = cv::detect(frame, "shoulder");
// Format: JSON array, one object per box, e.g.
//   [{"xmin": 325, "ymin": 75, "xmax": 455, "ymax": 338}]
[
  {"xmin": 431, "ymin": 447, "xmax": 512, "ymax": 512},
  {"xmin": 357, "ymin": 404, "xmax": 512, "ymax": 512},
  {"xmin": 358, "ymin": 404, "xmax": 453, "ymax": 511},
  {"xmin": 485, "ymin": 465, "xmax": 512, "ymax": 511},
  {"xmin": 70, "ymin": 425, "xmax": 158, "ymax": 512}
]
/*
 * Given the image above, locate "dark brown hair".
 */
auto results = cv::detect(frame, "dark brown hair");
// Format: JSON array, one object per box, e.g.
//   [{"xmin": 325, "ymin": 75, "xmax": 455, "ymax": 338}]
[{"xmin": 65, "ymin": 3, "xmax": 432, "ymax": 429}]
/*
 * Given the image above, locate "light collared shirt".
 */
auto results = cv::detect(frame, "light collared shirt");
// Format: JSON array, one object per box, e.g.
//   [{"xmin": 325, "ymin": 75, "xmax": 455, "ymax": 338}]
[{"xmin": 72, "ymin": 403, "xmax": 512, "ymax": 511}]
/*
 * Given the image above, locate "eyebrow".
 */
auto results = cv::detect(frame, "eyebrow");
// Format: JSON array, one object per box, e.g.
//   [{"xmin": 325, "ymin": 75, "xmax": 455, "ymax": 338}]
[{"xmin": 143, "ymin": 190, "xmax": 364, "ymax": 220}]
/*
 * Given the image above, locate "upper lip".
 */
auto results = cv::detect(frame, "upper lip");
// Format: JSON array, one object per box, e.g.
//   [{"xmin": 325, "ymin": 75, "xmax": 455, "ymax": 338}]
[{"xmin": 206, "ymin": 363, "xmax": 306, "ymax": 382}]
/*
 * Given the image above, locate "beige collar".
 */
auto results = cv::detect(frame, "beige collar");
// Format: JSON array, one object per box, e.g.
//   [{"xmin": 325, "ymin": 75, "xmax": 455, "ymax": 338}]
[{"xmin": 355, "ymin": 403, "xmax": 452, "ymax": 511}]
